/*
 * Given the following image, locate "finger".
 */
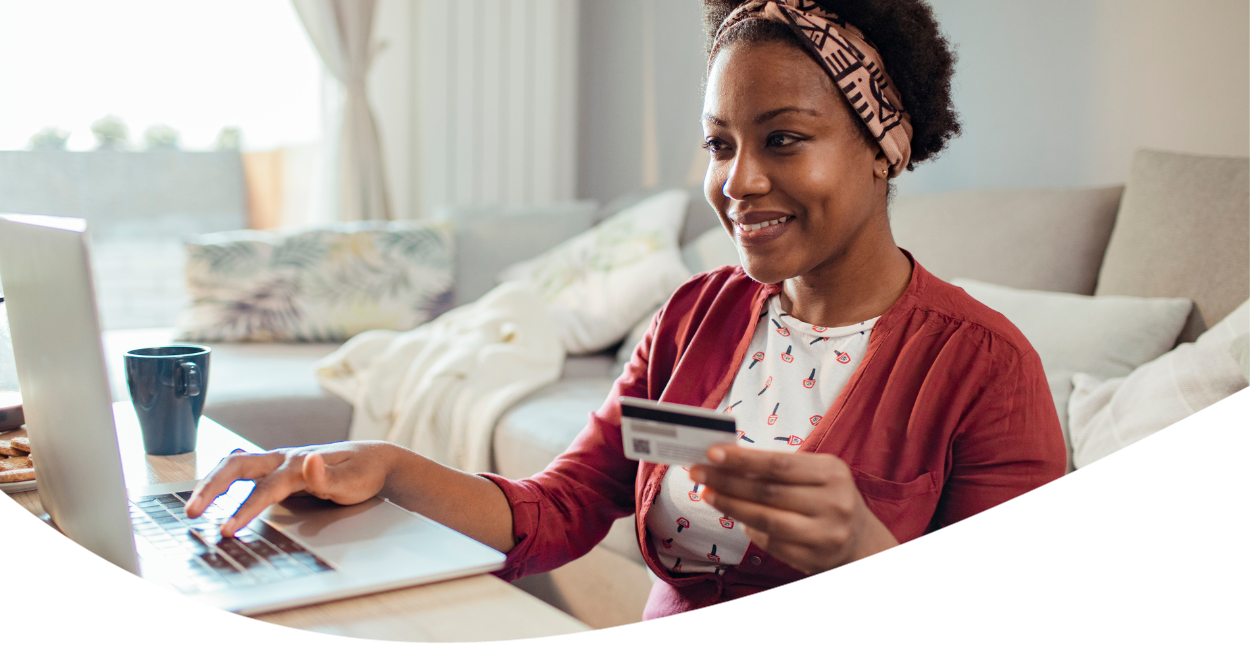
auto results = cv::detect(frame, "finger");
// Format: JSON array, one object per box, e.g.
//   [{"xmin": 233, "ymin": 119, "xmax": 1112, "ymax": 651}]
[
  {"xmin": 694, "ymin": 467, "xmax": 825, "ymax": 516},
  {"xmin": 740, "ymin": 522, "xmax": 770, "ymax": 549},
  {"xmin": 752, "ymin": 539, "xmax": 826, "ymax": 575},
  {"xmin": 221, "ymin": 457, "xmax": 306, "ymax": 537},
  {"xmin": 303, "ymin": 451, "xmax": 329, "ymax": 497},
  {"xmin": 702, "ymin": 445, "xmax": 841, "ymax": 484},
  {"xmin": 701, "ymin": 487, "xmax": 820, "ymax": 545},
  {"xmin": 186, "ymin": 452, "xmax": 282, "ymax": 518}
]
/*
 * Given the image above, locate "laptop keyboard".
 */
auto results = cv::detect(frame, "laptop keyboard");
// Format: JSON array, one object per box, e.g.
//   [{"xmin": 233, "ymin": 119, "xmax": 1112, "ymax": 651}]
[{"xmin": 129, "ymin": 490, "xmax": 334, "ymax": 595}]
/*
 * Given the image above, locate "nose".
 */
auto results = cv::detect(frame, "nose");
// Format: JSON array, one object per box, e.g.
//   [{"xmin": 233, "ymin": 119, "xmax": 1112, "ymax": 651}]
[{"xmin": 720, "ymin": 148, "xmax": 770, "ymax": 201}]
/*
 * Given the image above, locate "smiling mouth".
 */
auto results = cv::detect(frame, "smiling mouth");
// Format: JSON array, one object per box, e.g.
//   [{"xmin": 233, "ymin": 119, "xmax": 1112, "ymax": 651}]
[{"xmin": 736, "ymin": 215, "xmax": 793, "ymax": 232}]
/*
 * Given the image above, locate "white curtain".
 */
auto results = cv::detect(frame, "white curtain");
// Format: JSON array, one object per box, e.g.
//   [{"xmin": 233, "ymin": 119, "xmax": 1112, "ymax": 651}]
[{"xmin": 292, "ymin": 0, "xmax": 392, "ymax": 222}]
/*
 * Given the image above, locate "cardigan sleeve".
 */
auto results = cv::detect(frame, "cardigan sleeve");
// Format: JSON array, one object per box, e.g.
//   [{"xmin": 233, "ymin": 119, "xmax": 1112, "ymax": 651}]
[
  {"xmin": 928, "ymin": 337, "xmax": 1067, "ymax": 530},
  {"xmin": 479, "ymin": 308, "xmax": 663, "ymax": 581}
]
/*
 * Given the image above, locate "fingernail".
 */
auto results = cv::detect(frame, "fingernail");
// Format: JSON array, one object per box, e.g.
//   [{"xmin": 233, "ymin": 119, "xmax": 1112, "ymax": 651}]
[{"xmin": 708, "ymin": 447, "xmax": 726, "ymax": 463}]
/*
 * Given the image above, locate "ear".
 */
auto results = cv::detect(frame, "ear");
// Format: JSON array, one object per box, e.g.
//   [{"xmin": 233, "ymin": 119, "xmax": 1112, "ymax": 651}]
[{"xmin": 873, "ymin": 148, "xmax": 891, "ymax": 181}]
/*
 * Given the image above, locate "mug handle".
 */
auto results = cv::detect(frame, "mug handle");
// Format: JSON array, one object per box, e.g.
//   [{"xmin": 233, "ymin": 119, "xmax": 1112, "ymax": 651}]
[{"xmin": 178, "ymin": 361, "xmax": 202, "ymax": 398}]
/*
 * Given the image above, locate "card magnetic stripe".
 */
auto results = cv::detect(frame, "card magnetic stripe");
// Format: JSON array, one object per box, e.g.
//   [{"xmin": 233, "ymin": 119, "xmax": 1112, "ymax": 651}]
[{"xmin": 620, "ymin": 404, "xmax": 736, "ymax": 433}]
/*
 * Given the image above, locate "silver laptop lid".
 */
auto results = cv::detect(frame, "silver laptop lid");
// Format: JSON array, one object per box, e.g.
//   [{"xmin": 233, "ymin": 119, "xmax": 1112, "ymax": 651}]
[{"xmin": 0, "ymin": 214, "xmax": 138, "ymax": 573}]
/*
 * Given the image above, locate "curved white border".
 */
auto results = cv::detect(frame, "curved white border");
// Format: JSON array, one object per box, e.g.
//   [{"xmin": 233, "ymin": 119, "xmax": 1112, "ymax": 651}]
[{"xmin": 7, "ymin": 389, "xmax": 1247, "ymax": 649}]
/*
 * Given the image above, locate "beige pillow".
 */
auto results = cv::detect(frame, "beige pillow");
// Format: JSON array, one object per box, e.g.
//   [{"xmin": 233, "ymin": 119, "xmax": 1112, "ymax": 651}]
[
  {"xmin": 1094, "ymin": 149, "xmax": 1249, "ymax": 343},
  {"xmin": 1068, "ymin": 300, "xmax": 1249, "ymax": 469},
  {"xmin": 892, "ymin": 186, "xmax": 1122, "ymax": 294},
  {"xmin": 951, "ymin": 279, "xmax": 1193, "ymax": 471}
]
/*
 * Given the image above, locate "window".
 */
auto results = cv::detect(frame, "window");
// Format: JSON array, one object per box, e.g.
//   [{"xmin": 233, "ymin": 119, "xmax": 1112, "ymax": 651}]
[{"xmin": 0, "ymin": 0, "xmax": 323, "ymax": 330}]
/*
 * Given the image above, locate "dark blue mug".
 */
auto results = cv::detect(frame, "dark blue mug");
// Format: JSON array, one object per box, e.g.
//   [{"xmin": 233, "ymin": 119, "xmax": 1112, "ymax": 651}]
[{"xmin": 125, "ymin": 345, "xmax": 211, "ymax": 456}]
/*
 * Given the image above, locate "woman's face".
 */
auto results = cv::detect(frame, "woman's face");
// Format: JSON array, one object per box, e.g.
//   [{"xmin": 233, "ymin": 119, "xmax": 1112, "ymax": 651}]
[{"xmin": 703, "ymin": 40, "xmax": 889, "ymax": 285}]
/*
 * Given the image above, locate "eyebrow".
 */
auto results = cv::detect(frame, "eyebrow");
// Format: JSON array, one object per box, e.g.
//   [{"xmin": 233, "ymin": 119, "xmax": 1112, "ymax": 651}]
[{"xmin": 702, "ymin": 106, "xmax": 821, "ymax": 127}]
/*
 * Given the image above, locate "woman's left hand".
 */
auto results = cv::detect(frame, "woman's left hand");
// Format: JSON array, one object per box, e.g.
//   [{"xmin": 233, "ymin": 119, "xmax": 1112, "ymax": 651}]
[{"xmin": 689, "ymin": 443, "xmax": 898, "ymax": 574}]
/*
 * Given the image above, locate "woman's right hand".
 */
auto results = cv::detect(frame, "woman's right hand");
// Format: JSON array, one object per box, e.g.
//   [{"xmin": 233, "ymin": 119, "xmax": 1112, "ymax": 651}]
[{"xmin": 184, "ymin": 440, "xmax": 396, "ymax": 538}]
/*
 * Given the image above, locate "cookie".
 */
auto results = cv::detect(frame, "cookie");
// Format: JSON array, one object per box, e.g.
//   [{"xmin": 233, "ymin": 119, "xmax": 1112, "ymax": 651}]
[
  {"xmin": 0, "ymin": 440, "xmax": 22, "ymax": 457},
  {"xmin": 0, "ymin": 456, "xmax": 32, "ymax": 471},
  {"xmin": 10, "ymin": 437, "xmax": 29, "ymax": 453},
  {"xmin": 0, "ymin": 467, "xmax": 34, "ymax": 483}
]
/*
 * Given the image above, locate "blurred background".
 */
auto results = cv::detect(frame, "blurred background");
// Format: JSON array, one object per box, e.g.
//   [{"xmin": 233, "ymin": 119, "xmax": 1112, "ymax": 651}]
[{"xmin": 0, "ymin": 0, "xmax": 1246, "ymax": 330}]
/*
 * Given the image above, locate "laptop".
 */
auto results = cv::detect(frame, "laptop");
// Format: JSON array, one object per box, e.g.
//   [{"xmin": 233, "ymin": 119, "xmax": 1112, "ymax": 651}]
[{"xmin": 0, "ymin": 214, "xmax": 505, "ymax": 615}]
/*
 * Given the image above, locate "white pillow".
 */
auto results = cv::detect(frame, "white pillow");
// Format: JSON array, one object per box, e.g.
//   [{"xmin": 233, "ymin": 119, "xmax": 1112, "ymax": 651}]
[
  {"xmin": 1068, "ymin": 299, "xmax": 1249, "ymax": 469},
  {"xmin": 951, "ymin": 279, "xmax": 1193, "ymax": 471},
  {"xmin": 680, "ymin": 225, "xmax": 739, "ymax": 274},
  {"xmin": 500, "ymin": 189, "xmax": 692, "ymax": 354}
]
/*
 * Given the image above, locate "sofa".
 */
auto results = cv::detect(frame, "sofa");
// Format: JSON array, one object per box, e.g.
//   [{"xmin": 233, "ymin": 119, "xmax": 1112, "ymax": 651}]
[{"xmin": 99, "ymin": 148, "xmax": 1250, "ymax": 629}]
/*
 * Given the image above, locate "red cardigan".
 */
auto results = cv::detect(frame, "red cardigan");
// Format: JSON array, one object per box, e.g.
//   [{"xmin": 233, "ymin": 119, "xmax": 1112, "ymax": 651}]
[{"xmin": 482, "ymin": 255, "xmax": 1066, "ymax": 618}]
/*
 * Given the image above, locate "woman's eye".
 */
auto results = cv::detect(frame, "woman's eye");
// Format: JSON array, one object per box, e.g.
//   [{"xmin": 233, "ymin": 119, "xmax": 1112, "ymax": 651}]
[
  {"xmin": 702, "ymin": 139, "xmax": 727, "ymax": 153},
  {"xmin": 767, "ymin": 133, "xmax": 800, "ymax": 147}
]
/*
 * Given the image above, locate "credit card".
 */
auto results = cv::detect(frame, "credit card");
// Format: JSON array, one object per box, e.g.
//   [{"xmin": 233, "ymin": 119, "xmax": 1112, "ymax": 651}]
[{"xmin": 620, "ymin": 396, "xmax": 737, "ymax": 466}]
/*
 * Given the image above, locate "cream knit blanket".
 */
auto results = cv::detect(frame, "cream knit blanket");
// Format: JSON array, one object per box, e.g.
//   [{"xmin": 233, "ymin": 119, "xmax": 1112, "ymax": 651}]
[{"xmin": 314, "ymin": 281, "xmax": 564, "ymax": 473}]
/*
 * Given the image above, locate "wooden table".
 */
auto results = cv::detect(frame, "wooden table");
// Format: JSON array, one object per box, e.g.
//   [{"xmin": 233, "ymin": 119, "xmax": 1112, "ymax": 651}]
[{"xmin": 2, "ymin": 403, "xmax": 590, "ymax": 643}]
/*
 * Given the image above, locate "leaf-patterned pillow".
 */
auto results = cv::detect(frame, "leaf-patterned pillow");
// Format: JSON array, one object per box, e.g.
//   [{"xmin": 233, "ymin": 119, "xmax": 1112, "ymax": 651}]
[
  {"xmin": 499, "ymin": 189, "xmax": 692, "ymax": 354},
  {"xmin": 177, "ymin": 222, "xmax": 453, "ymax": 342}
]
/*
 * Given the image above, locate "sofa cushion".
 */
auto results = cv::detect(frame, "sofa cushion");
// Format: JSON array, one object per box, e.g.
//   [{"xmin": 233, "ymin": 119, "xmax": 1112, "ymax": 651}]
[
  {"xmin": 434, "ymin": 201, "xmax": 598, "ymax": 308},
  {"xmin": 493, "ymin": 377, "xmax": 616, "ymax": 480},
  {"xmin": 103, "ymin": 328, "xmax": 350, "ymax": 451},
  {"xmin": 1094, "ymin": 149, "xmax": 1250, "ymax": 343},
  {"xmin": 891, "ymin": 186, "xmax": 1123, "ymax": 295}
]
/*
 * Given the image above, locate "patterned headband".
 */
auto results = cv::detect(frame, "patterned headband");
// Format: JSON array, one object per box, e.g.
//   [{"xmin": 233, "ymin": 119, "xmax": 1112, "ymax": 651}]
[{"xmin": 710, "ymin": 0, "xmax": 913, "ymax": 177}]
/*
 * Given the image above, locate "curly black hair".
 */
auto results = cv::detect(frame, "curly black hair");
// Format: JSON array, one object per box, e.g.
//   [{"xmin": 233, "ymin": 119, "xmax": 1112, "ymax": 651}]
[{"xmin": 702, "ymin": 0, "xmax": 960, "ymax": 169}]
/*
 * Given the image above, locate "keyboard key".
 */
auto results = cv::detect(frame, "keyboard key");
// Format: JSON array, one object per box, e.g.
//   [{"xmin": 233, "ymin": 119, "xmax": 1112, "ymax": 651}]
[
  {"xmin": 250, "ymin": 523, "xmax": 304, "ymax": 553},
  {"xmin": 241, "ymin": 539, "xmax": 282, "ymax": 560},
  {"xmin": 199, "ymin": 552, "xmax": 236, "ymax": 573},
  {"xmin": 217, "ymin": 538, "xmax": 262, "ymax": 570},
  {"xmin": 156, "ymin": 495, "xmax": 181, "ymax": 505},
  {"xmin": 269, "ymin": 559, "xmax": 313, "ymax": 579},
  {"xmin": 175, "ymin": 491, "xmax": 194, "ymax": 501},
  {"xmin": 223, "ymin": 573, "xmax": 257, "ymax": 588},
  {"xmin": 247, "ymin": 563, "xmax": 282, "ymax": 583}
]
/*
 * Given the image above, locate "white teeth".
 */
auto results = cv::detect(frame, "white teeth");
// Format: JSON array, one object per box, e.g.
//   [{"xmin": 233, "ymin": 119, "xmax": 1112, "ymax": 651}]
[{"xmin": 738, "ymin": 216, "xmax": 794, "ymax": 232}]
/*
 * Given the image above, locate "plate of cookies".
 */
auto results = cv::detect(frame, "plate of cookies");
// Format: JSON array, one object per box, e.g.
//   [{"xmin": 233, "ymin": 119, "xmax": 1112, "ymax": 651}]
[{"xmin": 0, "ymin": 435, "xmax": 35, "ymax": 493}]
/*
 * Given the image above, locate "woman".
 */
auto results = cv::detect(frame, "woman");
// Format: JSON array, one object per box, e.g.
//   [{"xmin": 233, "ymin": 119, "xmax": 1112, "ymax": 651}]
[{"xmin": 187, "ymin": 0, "xmax": 1065, "ymax": 619}]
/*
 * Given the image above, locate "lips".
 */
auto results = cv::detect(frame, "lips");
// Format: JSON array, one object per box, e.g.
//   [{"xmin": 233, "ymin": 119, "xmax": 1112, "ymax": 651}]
[{"xmin": 730, "ymin": 211, "xmax": 796, "ymax": 245}]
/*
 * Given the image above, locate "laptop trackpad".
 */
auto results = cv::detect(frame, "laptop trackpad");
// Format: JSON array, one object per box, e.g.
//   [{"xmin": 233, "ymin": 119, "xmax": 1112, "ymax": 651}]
[{"xmin": 259, "ymin": 495, "xmax": 485, "ymax": 570}]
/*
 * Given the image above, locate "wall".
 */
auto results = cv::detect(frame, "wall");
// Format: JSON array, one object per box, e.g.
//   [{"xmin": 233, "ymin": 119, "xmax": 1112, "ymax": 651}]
[
  {"xmin": 577, "ymin": 0, "xmax": 709, "ymax": 205},
  {"xmin": 575, "ymin": 0, "xmax": 1250, "ymax": 204},
  {"xmin": 897, "ymin": 0, "xmax": 1250, "ymax": 195}
]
